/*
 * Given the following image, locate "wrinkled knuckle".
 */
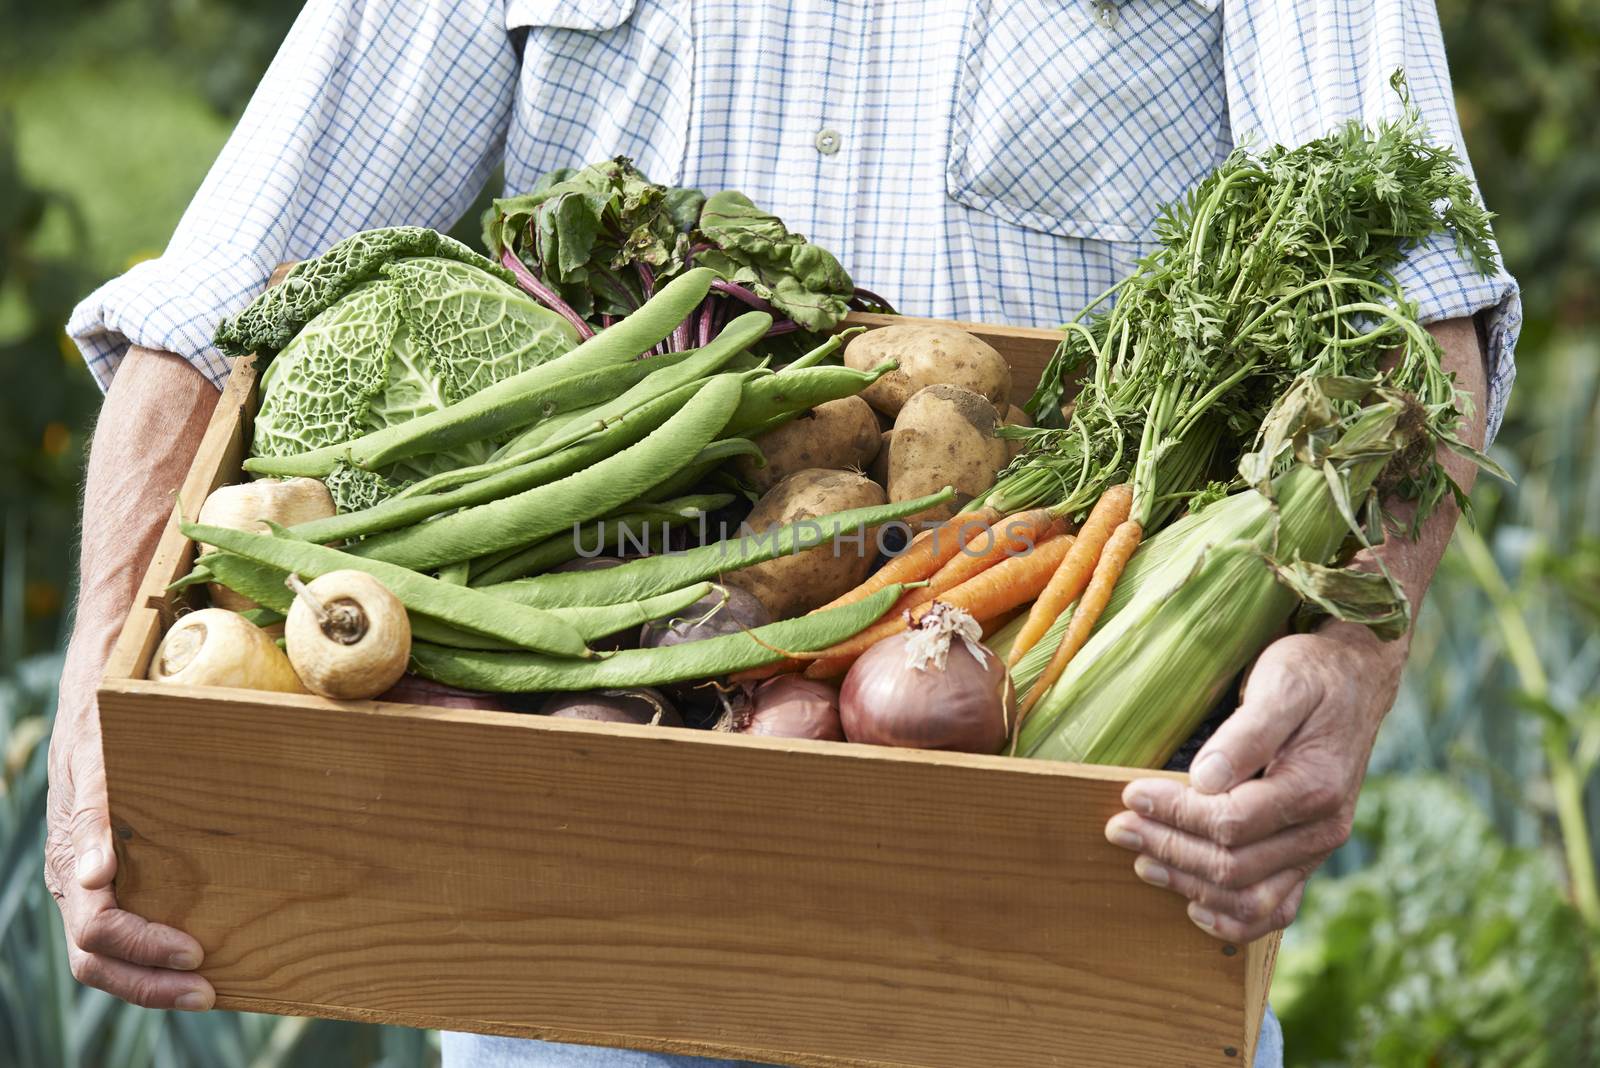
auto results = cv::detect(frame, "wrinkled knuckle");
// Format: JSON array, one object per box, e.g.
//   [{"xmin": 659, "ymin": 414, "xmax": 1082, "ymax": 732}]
[
  {"xmin": 1208, "ymin": 799, "xmax": 1248, "ymax": 847},
  {"xmin": 1300, "ymin": 780, "xmax": 1343, "ymax": 818},
  {"xmin": 1272, "ymin": 894, "xmax": 1303, "ymax": 930},
  {"xmin": 1209, "ymin": 849, "xmax": 1245, "ymax": 890},
  {"xmin": 1307, "ymin": 812, "xmax": 1354, "ymax": 859},
  {"xmin": 127, "ymin": 976, "xmax": 166, "ymax": 1009},
  {"xmin": 1231, "ymin": 886, "xmax": 1268, "ymax": 923},
  {"xmin": 68, "ymin": 951, "xmax": 101, "ymax": 989},
  {"xmin": 67, "ymin": 803, "xmax": 106, "ymax": 843}
]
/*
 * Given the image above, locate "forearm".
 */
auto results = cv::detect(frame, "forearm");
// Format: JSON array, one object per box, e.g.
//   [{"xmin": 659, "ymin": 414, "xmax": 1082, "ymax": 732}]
[
  {"xmin": 1325, "ymin": 316, "xmax": 1490, "ymax": 673},
  {"xmin": 63, "ymin": 348, "xmax": 219, "ymax": 689}
]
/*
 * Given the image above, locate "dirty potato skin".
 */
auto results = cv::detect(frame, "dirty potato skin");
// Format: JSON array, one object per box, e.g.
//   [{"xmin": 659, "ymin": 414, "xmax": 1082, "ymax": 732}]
[
  {"xmin": 844, "ymin": 323, "xmax": 1011, "ymax": 417},
  {"xmin": 736, "ymin": 396, "xmax": 881, "ymax": 493},
  {"xmin": 997, "ymin": 402, "xmax": 1033, "ymax": 464},
  {"xmin": 725, "ymin": 469, "xmax": 886, "ymax": 619},
  {"xmin": 888, "ymin": 385, "xmax": 1010, "ymax": 525}
]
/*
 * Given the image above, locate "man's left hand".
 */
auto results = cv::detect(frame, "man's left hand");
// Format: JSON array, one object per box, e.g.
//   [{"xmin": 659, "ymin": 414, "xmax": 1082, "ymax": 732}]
[{"xmin": 1103, "ymin": 623, "xmax": 1404, "ymax": 944}]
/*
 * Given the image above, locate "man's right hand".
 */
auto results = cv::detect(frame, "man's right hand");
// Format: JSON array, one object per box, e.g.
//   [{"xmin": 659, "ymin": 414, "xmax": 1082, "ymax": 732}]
[
  {"xmin": 45, "ymin": 345, "xmax": 222, "ymax": 1010},
  {"xmin": 46, "ymin": 680, "xmax": 215, "ymax": 1010}
]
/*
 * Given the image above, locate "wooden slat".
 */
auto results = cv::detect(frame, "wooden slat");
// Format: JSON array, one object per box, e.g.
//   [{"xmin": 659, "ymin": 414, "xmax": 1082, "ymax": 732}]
[{"xmin": 101, "ymin": 679, "xmax": 1253, "ymax": 1068}]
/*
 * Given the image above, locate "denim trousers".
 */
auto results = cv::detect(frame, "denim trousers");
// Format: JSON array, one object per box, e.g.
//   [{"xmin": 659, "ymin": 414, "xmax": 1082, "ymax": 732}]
[{"xmin": 443, "ymin": 1006, "xmax": 1284, "ymax": 1067}]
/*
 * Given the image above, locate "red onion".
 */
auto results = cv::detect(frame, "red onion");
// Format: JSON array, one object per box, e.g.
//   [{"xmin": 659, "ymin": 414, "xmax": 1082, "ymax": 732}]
[
  {"xmin": 642, "ymin": 585, "xmax": 771, "ymax": 728},
  {"xmin": 839, "ymin": 603, "xmax": 1014, "ymax": 754},
  {"xmin": 738, "ymin": 676, "xmax": 845, "ymax": 741},
  {"xmin": 378, "ymin": 675, "xmax": 516, "ymax": 711},
  {"xmin": 539, "ymin": 688, "xmax": 683, "ymax": 727}
]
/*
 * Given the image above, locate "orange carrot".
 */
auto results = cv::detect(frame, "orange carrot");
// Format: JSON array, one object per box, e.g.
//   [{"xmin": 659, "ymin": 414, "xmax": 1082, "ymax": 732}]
[
  {"xmin": 1017, "ymin": 518, "xmax": 1144, "ymax": 716},
  {"xmin": 1005, "ymin": 484, "xmax": 1132, "ymax": 669},
  {"xmin": 729, "ymin": 505, "xmax": 1003, "ymax": 682},
  {"xmin": 813, "ymin": 505, "xmax": 1002, "ymax": 614},
  {"xmin": 799, "ymin": 512, "xmax": 1058, "ymax": 680},
  {"xmin": 804, "ymin": 530, "xmax": 1077, "ymax": 679},
  {"xmin": 896, "ymin": 508, "xmax": 1060, "ymax": 615}
]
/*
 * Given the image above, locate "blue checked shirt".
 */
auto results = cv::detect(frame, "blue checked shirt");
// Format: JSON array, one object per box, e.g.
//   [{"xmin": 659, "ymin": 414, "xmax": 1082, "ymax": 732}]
[{"xmin": 70, "ymin": 0, "xmax": 1519, "ymax": 444}]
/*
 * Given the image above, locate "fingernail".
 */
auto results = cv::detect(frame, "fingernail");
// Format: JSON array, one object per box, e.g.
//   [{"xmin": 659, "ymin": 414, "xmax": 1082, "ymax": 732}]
[
  {"xmin": 169, "ymin": 951, "xmax": 201, "ymax": 971},
  {"xmin": 1190, "ymin": 906, "xmax": 1217, "ymax": 931},
  {"xmin": 1126, "ymin": 789, "xmax": 1154, "ymax": 816},
  {"xmin": 1134, "ymin": 857, "xmax": 1169, "ymax": 887},
  {"xmin": 75, "ymin": 848, "xmax": 104, "ymax": 882},
  {"xmin": 1191, "ymin": 753, "xmax": 1233, "ymax": 793},
  {"xmin": 1108, "ymin": 826, "xmax": 1143, "ymax": 851},
  {"xmin": 175, "ymin": 992, "xmax": 211, "ymax": 1012}
]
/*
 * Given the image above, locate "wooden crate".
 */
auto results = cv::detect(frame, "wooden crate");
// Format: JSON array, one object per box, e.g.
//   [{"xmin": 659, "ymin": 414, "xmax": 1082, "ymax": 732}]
[{"xmin": 99, "ymin": 314, "xmax": 1279, "ymax": 1068}]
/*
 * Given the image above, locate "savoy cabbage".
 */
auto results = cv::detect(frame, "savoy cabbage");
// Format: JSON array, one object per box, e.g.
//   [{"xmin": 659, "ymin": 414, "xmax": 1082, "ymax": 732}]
[{"xmin": 246, "ymin": 247, "xmax": 579, "ymax": 511}]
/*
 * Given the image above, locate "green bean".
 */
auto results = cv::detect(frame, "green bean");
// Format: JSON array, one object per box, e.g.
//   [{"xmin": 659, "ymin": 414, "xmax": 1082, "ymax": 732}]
[
  {"xmin": 482, "ymin": 486, "xmax": 954, "ymax": 609},
  {"xmin": 469, "ymin": 493, "xmax": 734, "ymax": 586},
  {"xmin": 243, "ymin": 267, "xmax": 717, "ymax": 478},
  {"xmin": 410, "ymin": 583, "xmax": 907, "ymax": 692},
  {"xmin": 287, "ymin": 381, "xmax": 707, "ymax": 544},
  {"xmin": 194, "ymin": 550, "xmax": 520, "ymax": 651},
  {"xmin": 239, "ymin": 607, "xmax": 286, "ymax": 629},
  {"xmin": 436, "ymin": 561, "xmax": 471, "ymax": 585},
  {"xmin": 502, "ymin": 311, "xmax": 769, "ymax": 468},
  {"xmin": 779, "ymin": 326, "xmax": 861, "ymax": 373},
  {"xmin": 721, "ymin": 360, "xmax": 896, "ymax": 438},
  {"xmin": 181, "ymin": 521, "xmax": 594, "ymax": 658},
  {"xmin": 639, "ymin": 438, "xmax": 764, "ymax": 503},
  {"xmin": 351, "ymin": 373, "xmax": 744, "ymax": 571},
  {"xmin": 190, "ymin": 549, "xmax": 690, "ymax": 651}
]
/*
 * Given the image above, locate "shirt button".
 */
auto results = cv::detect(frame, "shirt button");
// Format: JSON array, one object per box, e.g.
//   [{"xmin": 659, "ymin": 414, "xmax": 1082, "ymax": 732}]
[
  {"xmin": 815, "ymin": 129, "xmax": 842, "ymax": 156},
  {"xmin": 1092, "ymin": 1, "xmax": 1118, "ymax": 29}
]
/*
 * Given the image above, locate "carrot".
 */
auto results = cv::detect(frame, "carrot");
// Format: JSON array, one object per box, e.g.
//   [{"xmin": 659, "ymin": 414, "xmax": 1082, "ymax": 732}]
[
  {"xmin": 896, "ymin": 508, "xmax": 1059, "ymax": 615},
  {"xmin": 1017, "ymin": 518, "xmax": 1144, "ymax": 717},
  {"xmin": 813, "ymin": 505, "xmax": 1002, "ymax": 614},
  {"xmin": 1005, "ymin": 484, "xmax": 1132, "ymax": 669},
  {"xmin": 729, "ymin": 505, "xmax": 1005, "ymax": 683},
  {"xmin": 804, "ymin": 530, "xmax": 1077, "ymax": 679}
]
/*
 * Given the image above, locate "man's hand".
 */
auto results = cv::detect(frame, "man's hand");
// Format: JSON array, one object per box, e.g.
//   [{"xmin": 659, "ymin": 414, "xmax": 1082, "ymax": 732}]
[
  {"xmin": 45, "ymin": 346, "xmax": 219, "ymax": 1009},
  {"xmin": 1103, "ymin": 316, "xmax": 1488, "ymax": 942},
  {"xmin": 1105, "ymin": 624, "xmax": 1401, "ymax": 943},
  {"xmin": 46, "ymin": 687, "xmax": 214, "ymax": 1009}
]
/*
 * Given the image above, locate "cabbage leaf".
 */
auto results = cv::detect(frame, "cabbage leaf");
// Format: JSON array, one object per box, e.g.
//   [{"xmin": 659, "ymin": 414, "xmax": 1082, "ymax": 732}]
[{"xmin": 249, "ymin": 255, "xmax": 579, "ymax": 512}]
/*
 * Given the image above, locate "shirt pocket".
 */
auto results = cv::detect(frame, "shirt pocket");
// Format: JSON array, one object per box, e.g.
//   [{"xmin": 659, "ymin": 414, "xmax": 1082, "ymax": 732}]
[
  {"xmin": 502, "ymin": 0, "xmax": 691, "ymax": 188},
  {"xmin": 947, "ymin": 0, "xmax": 1229, "ymax": 244}
]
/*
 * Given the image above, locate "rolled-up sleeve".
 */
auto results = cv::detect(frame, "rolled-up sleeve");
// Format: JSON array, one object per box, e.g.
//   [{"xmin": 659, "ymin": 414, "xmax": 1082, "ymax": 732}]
[
  {"xmin": 68, "ymin": 0, "xmax": 518, "ymax": 390},
  {"xmin": 1219, "ymin": 0, "xmax": 1521, "ymax": 441}
]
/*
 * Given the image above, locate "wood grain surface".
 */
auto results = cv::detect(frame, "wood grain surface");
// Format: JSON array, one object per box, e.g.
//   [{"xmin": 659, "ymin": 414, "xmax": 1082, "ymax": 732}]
[
  {"xmin": 102, "ymin": 680, "xmax": 1265, "ymax": 1068},
  {"xmin": 100, "ymin": 315, "xmax": 1278, "ymax": 1066}
]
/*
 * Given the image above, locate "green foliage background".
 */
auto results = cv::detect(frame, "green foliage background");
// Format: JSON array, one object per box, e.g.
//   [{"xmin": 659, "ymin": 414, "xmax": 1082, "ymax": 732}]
[{"xmin": 0, "ymin": 1, "xmax": 1595, "ymax": 1065}]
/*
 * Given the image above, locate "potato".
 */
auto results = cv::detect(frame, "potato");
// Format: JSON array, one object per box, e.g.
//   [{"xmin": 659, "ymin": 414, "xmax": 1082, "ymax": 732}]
[
  {"xmin": 997, "ymin": 402, "xmax": 1033, "ymax": 464},
  {"xmin": 725, "ymin": 470, "xmax": 886, "ymax": 619},
  {"xmin": 736, "ymin": 396, "xmax": 880, "ymax": 493},
  {"xmin": 844, "ymin": 324, "xmax": 1011, "ymax": 418},
  {"xmin": 887, "ymin": 385, "xmax": 1009, "ymax": 525},
  {"xmin": 868, "ymin": 429, "xmax": 893, "ymax": 487}
]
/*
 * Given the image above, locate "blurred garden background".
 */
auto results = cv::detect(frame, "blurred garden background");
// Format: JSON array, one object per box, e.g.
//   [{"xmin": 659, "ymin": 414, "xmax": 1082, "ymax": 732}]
[{"xmin": 1, "ymin": 1, "xmax": 1596, "ymax": 1065}]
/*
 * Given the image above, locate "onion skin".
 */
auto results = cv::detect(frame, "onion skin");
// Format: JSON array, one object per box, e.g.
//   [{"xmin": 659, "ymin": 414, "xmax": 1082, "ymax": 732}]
[
  {"xmin": 744, "ymin": 677, "xmax": 845, "ymax": 741},
  {"xmin": 839, "ymin": 634, "xmax": 1014, "ymax": 754},
  {"xmin": 539, "ymin": 688, "xmax": 683, "ymax": 727},
  {"xmin": 642, "ymin": 584, "xmax": 771, "ymax": 727},
  {"xmin": 378, "ymin": 675, "xmax": 513, "ymax": 711}
]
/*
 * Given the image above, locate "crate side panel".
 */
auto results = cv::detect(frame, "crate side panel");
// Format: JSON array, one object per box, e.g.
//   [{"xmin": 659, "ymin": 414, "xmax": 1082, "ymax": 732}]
[{"xmin": 102, "ymin": 688, "xmax": 1249, "ymax": 1068}]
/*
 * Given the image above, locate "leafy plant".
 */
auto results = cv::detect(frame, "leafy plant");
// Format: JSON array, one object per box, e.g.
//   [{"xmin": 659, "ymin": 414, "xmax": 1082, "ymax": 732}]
[
  {"xmin": 236, "ymin": 237, "xmax": 581, "ymax": 512},
  {"xmin": 1275, "ymin": 777, "xmax": 1596, "ymax": 1068},
  {"xmin": 483, "ymin": 157, "xmax": 867, "ymax": 339}
]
